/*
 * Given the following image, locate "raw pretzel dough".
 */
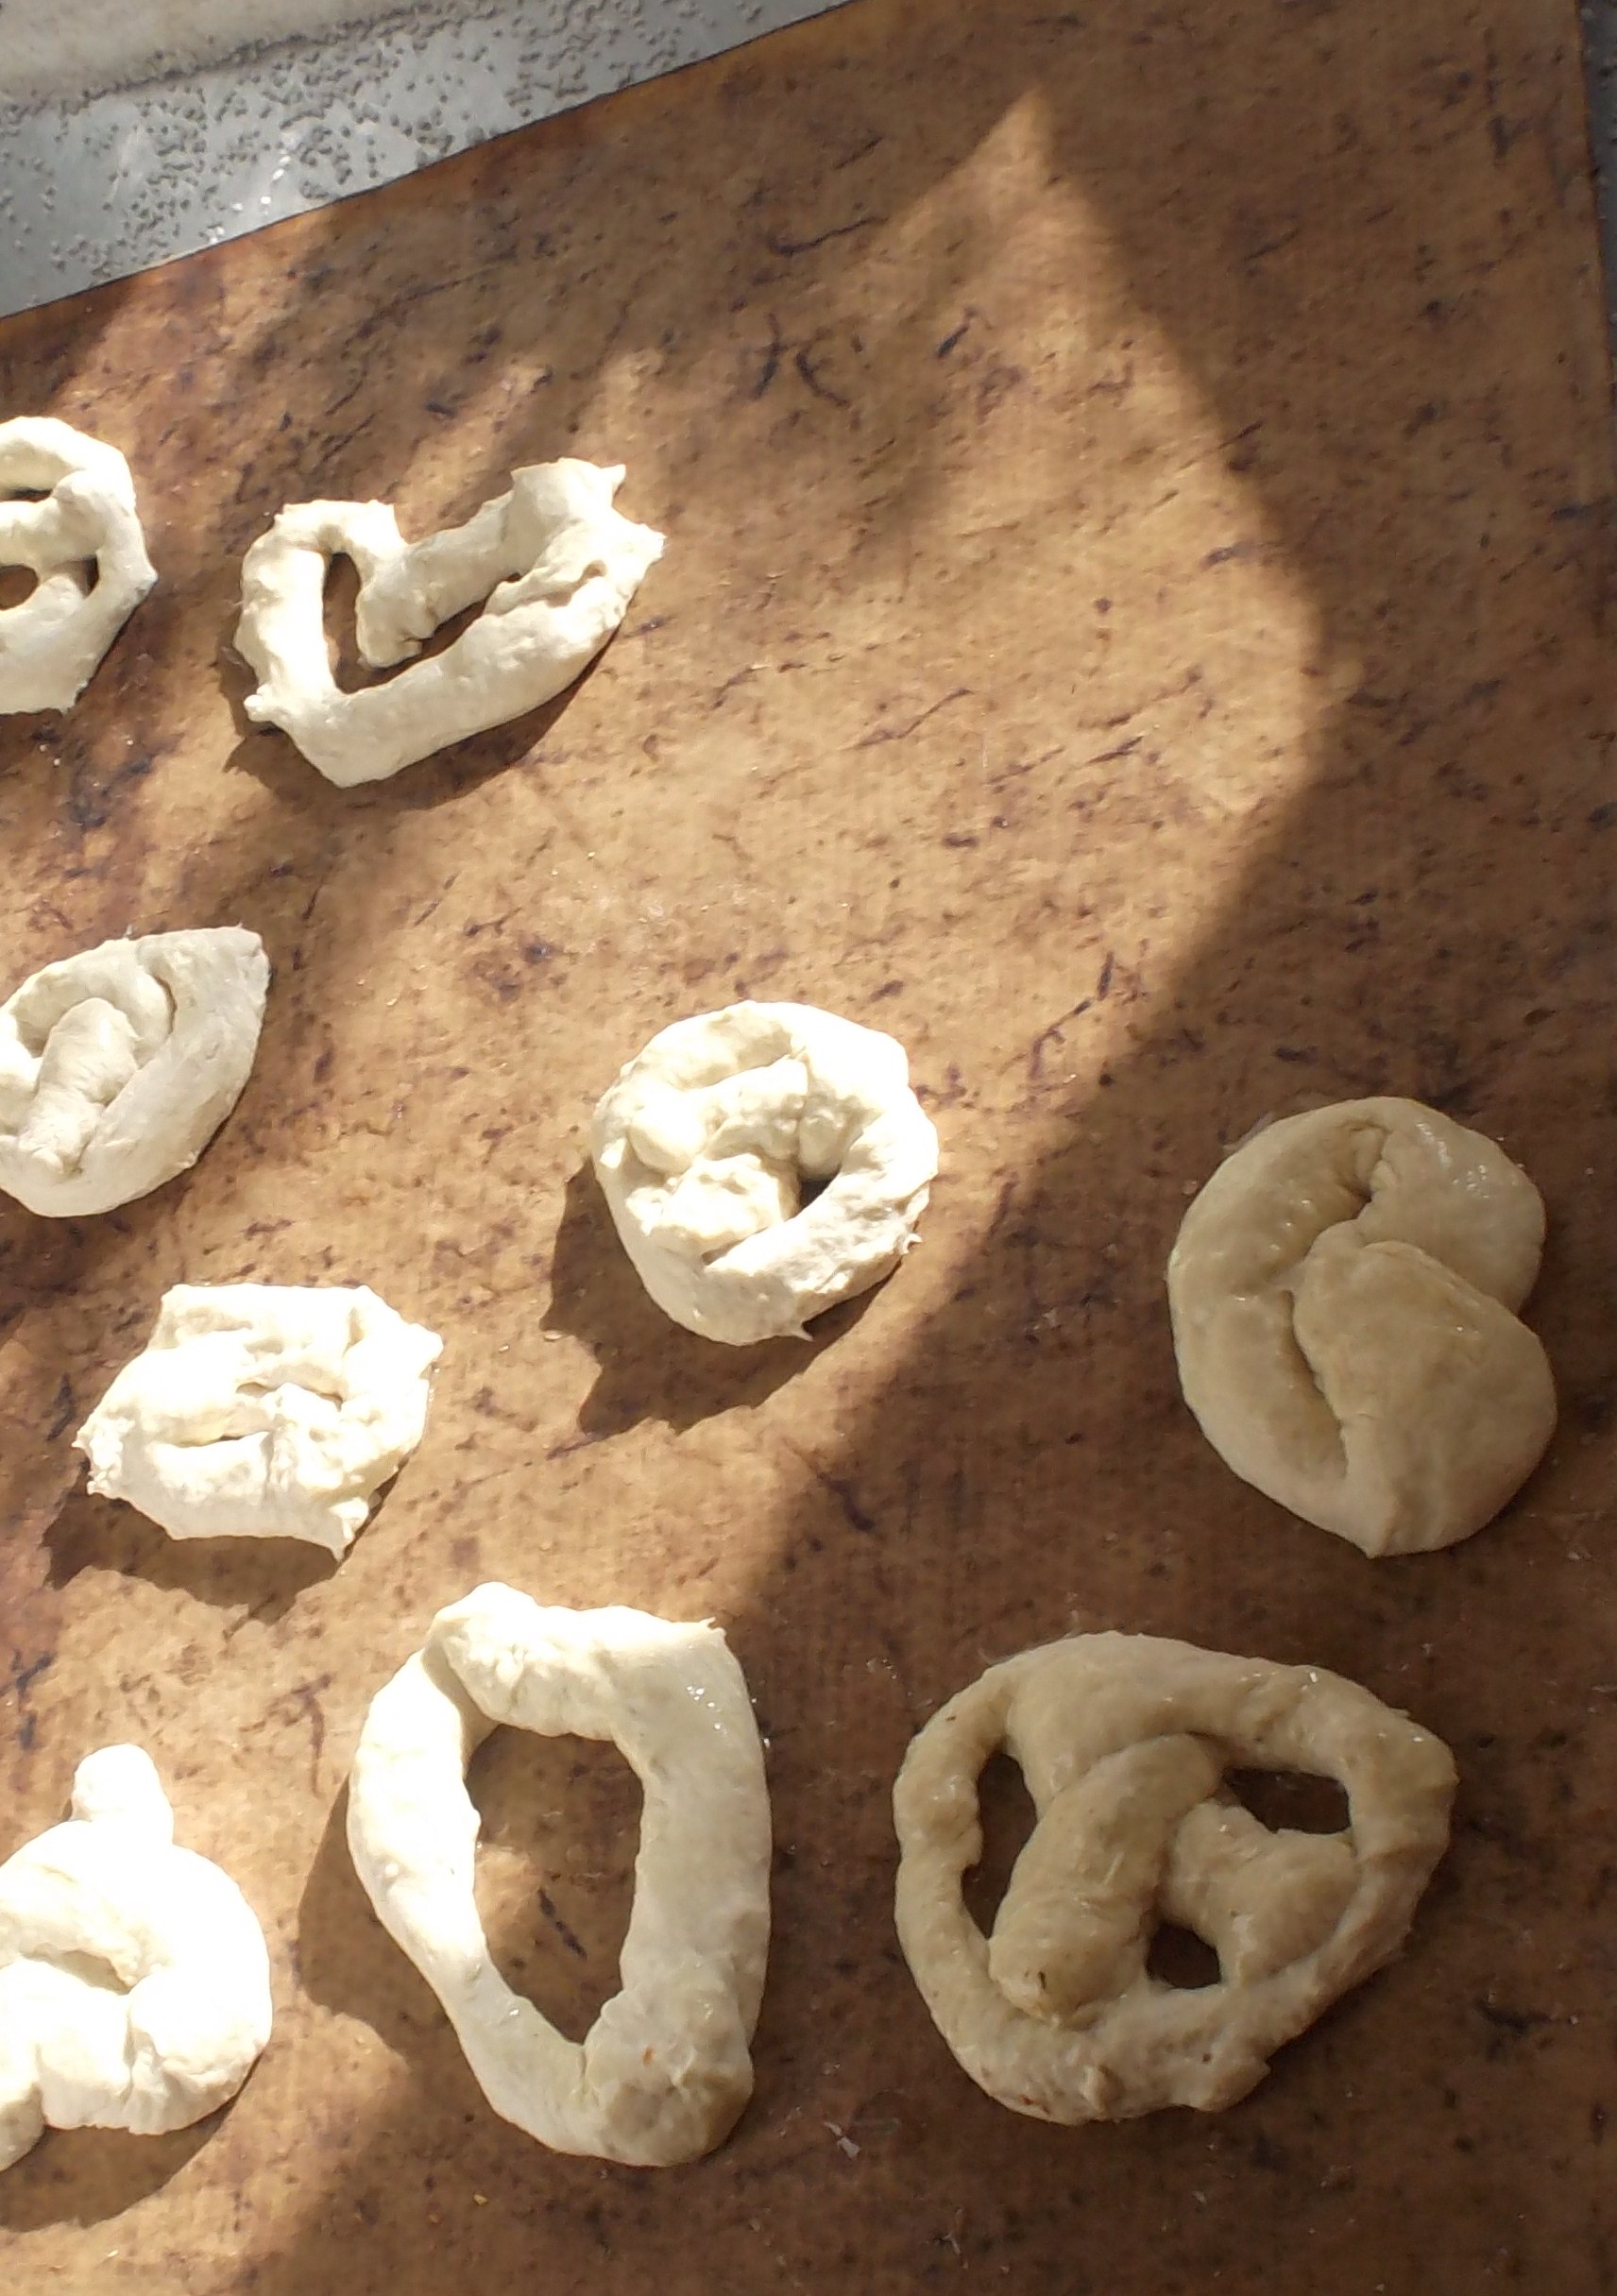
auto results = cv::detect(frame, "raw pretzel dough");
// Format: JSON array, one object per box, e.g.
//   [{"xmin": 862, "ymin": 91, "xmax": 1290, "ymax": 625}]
[
  {"xmin": 75, "ymin": 1284, "xmax": 442, "ymax": 1557},
  {"xmin": 1167, "ymin": 1097, "xmax": 1556, "ymax": 1556},
  {"xmin": 235, "ymin": 457, "xmax": 663, "ymax": 785},
  {"xmin": 0, "ymin": 1745, "xmax": 272, "ymax": 2170},
  {"xmin": 0, "ymin": 927, "xmax": 268, "ymax": 1217},
  {"xmin": 893, "ymin": 1630, "xmax": 1455, "ymax": 2123},
  {"xmin": 0, "ymin": 417, "xmax": 157, "ymax": 714},
  {"xmin": 347, "ymin": 1584, "xmax": 771, "ymax": 2166},
  {"xmin": 591, "ymin": 1000, "xmax": 939, "ymax": 1345}
]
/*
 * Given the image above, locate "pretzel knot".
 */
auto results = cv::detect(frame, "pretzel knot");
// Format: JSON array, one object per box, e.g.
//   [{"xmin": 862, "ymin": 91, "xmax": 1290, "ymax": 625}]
[
  {"xmin": 0, "ymin": 928, "xmax": 268, "ymax": 1217},
  {"xmin": 893, "ymin": 1633, "xmax": 1455, "ymax": 2123},
  {"xmin": 592, "ymin": 1000, "xmax": 940, "ymax": 1345},
  {"xmin": 1167, "ymin": 1096, "xmax": 1556, "ymax": 1555},
  {"xmin": 235, "ymin": 457, "xmax": 663, "ymax": 785},
  {"xmin": 75, "ymin": 1283, "xmax": 442, "ymax": 1556},
  {"xmin": 0, "ymin": 417, "xmax": 157, "ymax": 714},
  {"xmin": 347, "ymin": 1585, "xmax": 772, "ymax": 2167},
  {"xmin": 0, "ymin": 1747, "xmax": 272, "ymax": 2171}
]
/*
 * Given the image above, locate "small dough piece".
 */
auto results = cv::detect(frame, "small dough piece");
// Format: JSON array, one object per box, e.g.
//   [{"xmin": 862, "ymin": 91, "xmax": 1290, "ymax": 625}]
[
  {"xmin": 0, "ymin": 928, "xmax": 269, "ymax": 1217},
  {"xmin": 0, "ymin": 417, "xmax": 157, "ymax": 713},
  {"xmin": 893, "ymin": 1631, "xmax": 1455, "ymax": 2124},
  {"xmin": 1166, "ymin": 1096, "xmax": 1556, "ymax": 1556},
  {"xmin": 347, "ymin": 1584, "xmax": 771, "ymax": 2166},
  {"xmin": 591, "ymin": 1000, "xmax": 940, "ymax": 1345},
  {"xmin": 75, "ymin": 1283, "xmax": 442, "ymax": 1558},
  {"xmin": 235, "ymin": 457, "xmax": 663, "ymax": 785},
  {"xmin": 0, "ymin": 1745, "xmax": 273, "ymax": 2170}
]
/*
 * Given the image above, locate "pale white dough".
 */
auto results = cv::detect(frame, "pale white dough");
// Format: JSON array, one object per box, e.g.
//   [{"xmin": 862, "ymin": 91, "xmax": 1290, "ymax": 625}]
[
  {"xmin": 0, "ymin": 417, "xmax": 157, "ymax": 714},
  {"xmin": 347, "ymin": 1584, "xmax": 772, "ymax": 2167},
  {"xmin": 893, "ymin": 1631, "xmax": 1455, "ymax": 2124},
  {"xmin": 0, "ymin": 1745, "xmax": 273, "ymax": 2171},
  {"xmin": 0, "ymin": 928, "xmax": 268, "ymax": 1217},
  {"xmin": 591, "ymin": 1000, "xmax": 940, "ymax": 1345},
  {"xmin": 75, "ymin": 1283, "xmax": 442, "ymax": 1558},
  {"xmin": 1167, "ymin": 1096, "xmax": 1556, "ymax": 1556},
  {"xmin": 235, "ymin": 457, "xmax": 663, "ymax": 785}
]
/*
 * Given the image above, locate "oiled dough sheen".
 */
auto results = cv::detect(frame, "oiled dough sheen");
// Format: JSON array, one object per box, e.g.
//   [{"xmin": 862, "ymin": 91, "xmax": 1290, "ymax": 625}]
[{"xmin": 1167, "ymin": 1096, "xmax": 1555, "ymax": 1556}]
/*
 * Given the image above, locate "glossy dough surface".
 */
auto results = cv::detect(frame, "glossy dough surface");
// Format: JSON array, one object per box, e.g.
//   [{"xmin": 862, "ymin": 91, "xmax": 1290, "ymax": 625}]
[
  {"xmin": 591, "ymin": 999, "xmax": 940, "ymax": 1345},
  {"xmin": 1166, "ymin": 1096, "xmax": 1555, "ymax": 1555},
  {"xmin": 235, "ymin": 457, "xmax": 663, "ymax": 784},
  {"xmin": 76, "ymin": 1284, "xmax": 442, "ymax": 1556},
  {"xmin": 0, "ymin": 417, "xmax": 157, "ymax": 714},
  {"xmin": 347, "ymin": 1584, "xmax": 772, "ymax": 2166},
  {"xmin": 893, "ymin": 1631, "xmax": 1455, "ymax": 2123},
  {"xmin": 0, "ymin": 927, "xmax": 269, "ymax": 1217},
  {"xmin": 0, "ymin": 1746, "xmax": 272, "ymax": 2170}
]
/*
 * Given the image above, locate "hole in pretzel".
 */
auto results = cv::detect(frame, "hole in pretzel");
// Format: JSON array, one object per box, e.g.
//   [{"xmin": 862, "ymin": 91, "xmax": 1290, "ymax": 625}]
[
  {"xmin": 321, "ymin": 555, "xmax": 493, "ymax": 695},
  {"xmin": 0, "ymin": 566, "xmax": 39, "ymax": 610},
  {"xmin": 1227, "ymin": 1768, "xmax": 1350, "ymax": 1835},
  {"xmin": 962, "ymin": 1751, "xmax": 1038, "ymax": 1934},
  {"xmin": 469, "ymin": 1726, "xmax": 642, "ymax": 2044},
  {"xmin": 1145, "ymin": 1922, "xmax": 1222, "ymax": 1990}
]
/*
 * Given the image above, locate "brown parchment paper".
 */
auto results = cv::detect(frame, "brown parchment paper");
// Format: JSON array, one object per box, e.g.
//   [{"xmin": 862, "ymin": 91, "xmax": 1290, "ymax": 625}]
[{"xmin": 1, "ymin": 0, "xmax": 1615, "ymax": 2287}]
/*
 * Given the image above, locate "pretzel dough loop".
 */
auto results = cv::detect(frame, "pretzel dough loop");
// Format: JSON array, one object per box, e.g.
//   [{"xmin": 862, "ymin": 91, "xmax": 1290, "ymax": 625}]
[
  {"xmin": 592, "ymin": 1000, "xmax": 940, "ymax": 1345},
  {"xmin": 75, "ymin": 1283, "xmax": 442, "ymax": 1556},
  {"xmin": 893, "ymin": 1633, "xmax": 1455, "ymax": 2123},
  {"xmin": 0, "ymin": 1747, "xmax": 273, "ymax": 2171},
  {"xmin": 0, "ymin": 928, "xmax": 268, "ymax": 1217},
  {"xmin": 347, "ymin": 1585, "xmax": 772, "ymax": 2167},
  {"xmin": 1167, "ymin": 1097, "xmax": 1556, "ymax": 1555},
  {"xmin": 236, "ymin": 457, "xmax": 663, "ymax": 785},
  {"xmin": 0, "ymin": 417, "xmax": 157, "ymax": 713}
]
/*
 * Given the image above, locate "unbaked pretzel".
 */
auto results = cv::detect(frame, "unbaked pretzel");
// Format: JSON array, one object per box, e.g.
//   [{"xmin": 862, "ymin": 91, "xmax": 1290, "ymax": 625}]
[
  {"xmin": 235, "ymin": 457, "xmax": 663, "ymax": 784},
  {"xmin": 76, "ymin": 1283, "xmax": 442, "ymax": 1556},
  {"xmin": 0, "ymin": 417, "xmax": 157, "ymax": 714},
  {"xmin": 0, "ymin": 1746, "xmax": 272, "ymax": 2170},
  {"xmin": 347, "ymin": 1584, "xmax": 772, "ymax": 2166},
  {"xmin": 591, "ymin": 999, "xmax": 940, "ymax": 1345},
  {"xmin": 0, "ymin": 927, "xmax": 269, "ymax": 1216},
  {"xmin": 893, "ymin": 1631, "xmax": 1455, "ymax": 2122},
  {"xmin": 1167, "ymin": 1096, "xmax": 1556, "ymax": 1555}
]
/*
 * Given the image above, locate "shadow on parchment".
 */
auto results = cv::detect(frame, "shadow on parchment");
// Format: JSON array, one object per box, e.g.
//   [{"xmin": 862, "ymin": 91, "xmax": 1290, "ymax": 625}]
[
  {"xmin": 211, "ymin": 579, "xmax": 618, "ymax": 816},
  {"xmin": 541, "ymin": 1160, "xmax": 872, "ymax": 1439},
  {"xmin": 295, "ymin": 1738, "xmax": 643, "ymax": 2082},
  {"xmin": 43, "ymin": 1486, "xmax": 338, "ymax": 1622},
  {"xmin": 0, "ymin": 2116, "xmax": 222, "ymax": 2236},
  {"xmin": 2, "ymin": 0, "xmax": 1616, "ymax": 2286}
]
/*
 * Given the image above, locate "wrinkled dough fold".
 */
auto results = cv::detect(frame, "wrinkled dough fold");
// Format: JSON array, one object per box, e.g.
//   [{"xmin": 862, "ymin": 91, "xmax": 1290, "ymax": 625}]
[
  {"xmin": 0, "ymin": 417, "xmax": 157, "ymax": 714},
  {"xmin": 591, "ymin": 1000, "xmax": 939, "ymax": 1345},
  {"xmin": 1166, "ymin": 1097, "xmax": 1555, "ymax": 1555},
  {"xmin": 0, "ymin": 1746, "xmax": 272, "ymax": 2171},
  {"xmin": 893, "ymin": 1631, "xmax": 1455, "ymax": 2123},
  {"xmin": 0, "ymin": 928, "xmax": 268, "ymax": 1217},
  {"xmin": 76, "ymin": 1283, "xmax": 442, "ymax": 1556}
]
